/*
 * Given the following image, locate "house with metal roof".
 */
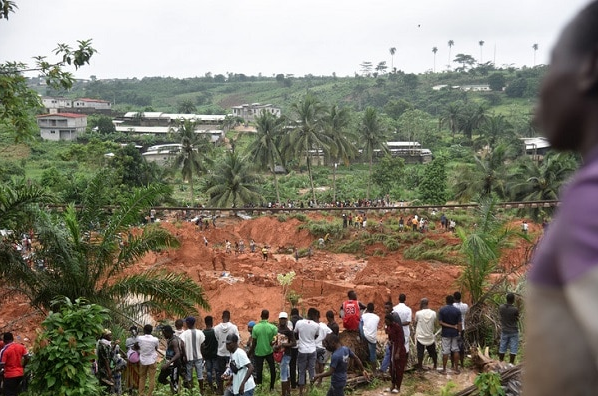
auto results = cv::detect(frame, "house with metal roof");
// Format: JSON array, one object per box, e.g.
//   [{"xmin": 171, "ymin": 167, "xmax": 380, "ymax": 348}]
[{"xmin": 37, "ymin": 113, "xmax": 87, "ymax": 141}]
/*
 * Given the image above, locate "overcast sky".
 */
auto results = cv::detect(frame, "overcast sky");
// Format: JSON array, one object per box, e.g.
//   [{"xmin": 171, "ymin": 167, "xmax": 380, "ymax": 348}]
[{"xmin": 0, "ymin": 0, "xmax": 591, "ymax": 79}]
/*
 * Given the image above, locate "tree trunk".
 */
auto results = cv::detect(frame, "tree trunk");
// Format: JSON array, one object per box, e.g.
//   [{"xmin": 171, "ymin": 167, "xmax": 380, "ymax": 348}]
[
  {"xmin": 271, "ymin": 154, "xmax": 281, "ymax": 204},
  {"xmin": 332, "ymin": 162, "xmax": 337, "ymax": 203},
  {"xmin": 367, "ymin": 158, "xmax": 373, "ymax": 200},
  {"xmin": 190, "ymin": 176, "xmax": 194, "ymax": 206},
  {"xmin": 307, "ymin": 156, "xmax": 316, "ymax": 205}
]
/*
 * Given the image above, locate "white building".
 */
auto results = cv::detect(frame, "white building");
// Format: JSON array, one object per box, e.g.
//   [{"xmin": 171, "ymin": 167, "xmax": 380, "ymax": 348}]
[
  {"xmin": 37, "ymin": 113, "xmax": 87, "ymax": 141},
  {"xmin": 72, "ymin": 98, "xmax": 112, "ymax": 110},
  {"xmin": 231, "ymin": 103, "xmax": 281, "ymax": 123},
  {"xmin": 41, "ymin": 96, "xmax": 111, "ymax": 114}
]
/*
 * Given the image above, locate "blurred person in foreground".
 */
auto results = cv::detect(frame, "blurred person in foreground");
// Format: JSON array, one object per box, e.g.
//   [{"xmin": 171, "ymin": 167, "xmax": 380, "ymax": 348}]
[{"xmin": 526, "ymin": 2, "xmax": 598, "ymax": 394}]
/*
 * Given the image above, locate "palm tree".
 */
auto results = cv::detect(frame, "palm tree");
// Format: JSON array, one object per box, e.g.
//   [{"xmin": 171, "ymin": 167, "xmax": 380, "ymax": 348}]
[
  {"xmin": 389, "ymin": 47, "xmax": 396, "ymax": 72},
  {"xmin": 358, "ymin": 107, "xmax": 388, "ymax": 199},
  {"xmin": 447, "ymin": 40, "xmax": 455, "ymax": 70},
  {"xmin": 283, "ymin": 93, "xmax": 331, "ymax": 205},
  {"xmin": 432, "ymin": 46, "xmax": 438, "ymax": 72},
  {"xmin": 247, "ymin": 112, "xmax": 286, "ymax": 203},
  {"xmin": 508, "ymin": 152, "xmax": 578, "ymax": 219},
  {"xmin": 479, "ymin": 40, "xmax": 485, "ymax": 63},
  {"xmin": 171, "ymin": 120, "xmax": 212, "ymax": 205},
  {"xmin": 0, "ymin": 175, "xmax": 209, "ymax": 321},
  {"xmin": 323, "ymin": 104, "xmax": 356, "ymax": 202},
  {"xmin": 461, "ymin": 104, "xmax": 489, "ymax": 141},
  {"xmin": 0, "ymin": 180, "xmax": 54, "ymax": 232},
  {"xmin": 205, "ymin": 151, "xmax": 262, "ymax": 207},
  {"xmin": 532, "ymin": 43, "xmax": 539, "ymax": 66},
  {"xmin": 456, "ymin": 199, "xmax": 524, "ymax": 345},
  {"xmin": 476, "ymin": 114, "xmax": 513, "ymax": 151},
  {"xmin": 457, "ymin": 199, "xmax": 514, "ymax": 302},
  {"xmin": 440, "ymin": 102, "xmax": 463, "ymax": 142}
]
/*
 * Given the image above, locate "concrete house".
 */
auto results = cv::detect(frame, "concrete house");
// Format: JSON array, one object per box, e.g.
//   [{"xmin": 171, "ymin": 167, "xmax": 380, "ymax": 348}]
[
  {"xmin": 72, "ymin": 98, "xmax": 112, "ymax": 110},
  {"xmin": 37, "ymin": 113, "xmax": 87, "ymax": 141},
  {"xmin": 231, "ymin": 103, "xmax": 281, "ymax": 123}
]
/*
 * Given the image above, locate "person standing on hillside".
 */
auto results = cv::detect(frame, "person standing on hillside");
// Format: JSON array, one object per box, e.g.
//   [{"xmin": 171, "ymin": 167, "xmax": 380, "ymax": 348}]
[
  {"xmin": 384, "ymin": 313, "xmax": 407, "ymax": 394},
  {"xmin": 314, "ymin": 310, "xmax": 333, "ymax": 386},
  {"xmin": 174, "ymin": 319, "xmax": 185, "ymax": 337},
  {"xmin": 438, "ymin": 295, "xmax": 462, "ymax": 374},
  {"xmin": 289, "ymin": 308, "xmax": 302, "ymax": 390},
  {"xmin": 248, "ymin": 310, "xmax": 278, "ymax": 391},
  {"xmin": 137, "ymin": 324, "xmax": 160, "ymax": 396},
  {"xmin": 276, "ymin": 312, "xmax": 296, "ymax": 396},
  {"xmin": 393, "ymin": 293, "xmax": 412, "ymax": 360},
  {"xmin": 414, "ymin": 298, "xmax": 438, "ymax": 370},
  {"xmin": 294, "ymin": 307, "xmax": 320, "ymax": 396},
  {"xmin": 226, "ymin": 334, "xmax": 256, "ymax": 396},
  {"xmin": 339, "ymin": 290, "xmax": 366, "ymax": 332},
  {"xmin": 380, "ymin": 301, "xmax": 402, "ymax": 374},
  {"xmin": 360, "ymin": 303, "xmax": 380, "ymax": 370},
  {"xmin": 453, "ymin": 291, "xmax": 468, "ymax": 368},
  {"xmin": 202, "ymin": 316, "xmax": 219, "ymax": 393},
  {"xmin": 124, "ymin": 326, "xmax": 141, "ymax": 394},
  {"xmin": 96, "ymin": 329, "xmax": 115, "ymax": 393},
  {"xmin": 214, "ymin": 310, "xmax": 241, "ymax": 395},
  {"xmin": 180, "ymin": 316, "xmax": 206, "ymax": 392},
  {"xmin": 326, "ymin": 310, "xmax": 340, "ymax": 336},
  {"xmin": 158, "ymin": 325, "xmax": 183, "ymax": 394},
  {"xmin": 498, "ymin": 293, "xmax": 519, "ymax": 365},
  {"xmin": 0, "ymin": 332, "xmax": 29, "ymax": 396},
  {"xmin": 524, "ymin": 3, "xmax": 598, "ymax": 394}
]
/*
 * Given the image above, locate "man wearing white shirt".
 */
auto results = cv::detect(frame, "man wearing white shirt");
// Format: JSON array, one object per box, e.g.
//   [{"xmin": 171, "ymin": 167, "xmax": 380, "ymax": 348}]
[
  {"xmin": 180, "ymin": 316, "xmax": 206, "ymax": 392},
  {"xmin": 226, "ymin": 334, "xmax": 256, "ymax": 396},
  {"xmin": 137, "ymin": 324, "xmax": 160, "ymax": 396},
  {"xmin": 361, "ymin": 303, "xmax": 380, "ymax": 370},
  {"xmin": 314, "ymin": 310, "xmax": 333, "ymax": 385},
  {"xmin": 414, "ymin": 298, "xmax": 438, "ymax": 370},
  {"xmin": 214, "ymin": 310, "xmax": 241, "ymax": 395},
  {"xmin": 393, "ymin": 293, "xmax": 412, "ymax": 358},
  {"xmin": 453, "ymin": 291, "xmax": 469, "ymax": 368},
  {"xmin": 294, "ymin": 308, "xmax": 320, "ymax": 396}
]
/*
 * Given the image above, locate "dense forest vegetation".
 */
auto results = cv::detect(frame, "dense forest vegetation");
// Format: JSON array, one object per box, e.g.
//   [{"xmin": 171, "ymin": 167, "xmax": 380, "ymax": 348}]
[{"xmin": 1, "ymin": 64, "xmax": 579, "ymax": 221}]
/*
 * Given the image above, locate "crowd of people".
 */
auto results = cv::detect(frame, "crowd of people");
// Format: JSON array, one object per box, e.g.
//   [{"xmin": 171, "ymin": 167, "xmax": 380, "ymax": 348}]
[
  {"xmin": 85, "ymin": 288, "xmax": 520, "ymax": 396},
  {"xmin": 0, "ymin": 288, "xmax": 520, "ymax": 396}
]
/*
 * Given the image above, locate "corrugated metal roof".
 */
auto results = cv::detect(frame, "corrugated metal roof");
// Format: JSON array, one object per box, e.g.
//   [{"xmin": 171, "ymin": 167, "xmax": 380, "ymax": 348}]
[
  {"xmin": 521, "ymin": 137, "xmax": 550, "ymax": 150},
  {"xmin": 37, "ymin": 113, "xmax": 87, "ymax": 118},
  {"xmin": 115, "ymin": 126, "xmax": 172, "ymax": 134}
]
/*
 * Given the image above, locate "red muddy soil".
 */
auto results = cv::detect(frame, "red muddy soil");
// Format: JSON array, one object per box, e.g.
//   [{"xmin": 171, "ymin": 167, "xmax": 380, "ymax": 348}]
[{"xmin": 0, "ymin": 213, "xmax": 537, "ymax": 351}]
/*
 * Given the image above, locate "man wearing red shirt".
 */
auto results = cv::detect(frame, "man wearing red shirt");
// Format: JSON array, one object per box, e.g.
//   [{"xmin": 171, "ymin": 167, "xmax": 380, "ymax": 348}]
[
  {"xmin": 0, "ymin": 332, "xmax": 29, "ymax": 396},
  {"xmin": 339, "ymin": 290, "xmax": 366, "ymax": 331}
]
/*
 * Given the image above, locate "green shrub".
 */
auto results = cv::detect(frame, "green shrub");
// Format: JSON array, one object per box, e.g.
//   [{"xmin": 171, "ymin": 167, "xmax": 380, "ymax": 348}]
[
  {"xmin": 403, "ymin": 241, "xmax": 458, "ymax": 263},
  {"xmin": 335, "ymin": 240, "xmax": 363, "ymax": 254},
  {"xmin": 299, "ymin": 219, "xmax": 344, "ymax": 239},
  {"xmin": 28, "ymin": 297, "xmax": 108, "ymax": 396},
  {"xmin": 290, "ymin": 213, "xmax": 307, "ymax": 222},
  {"xmin": 383, "ymin": 237, "xmax": 400, "ymax": 251},
  {"xmin": 277, "ymin": 214, "xmax": 288, "ymax": 222},
  {"xmin": 474, "ymin": 372, "xmax": 505, "ymax": 396}
]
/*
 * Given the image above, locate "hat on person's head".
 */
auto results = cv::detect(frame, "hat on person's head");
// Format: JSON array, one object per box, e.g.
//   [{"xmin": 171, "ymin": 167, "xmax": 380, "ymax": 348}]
[
  {"xmin": 279, "ymin": 312, "xmax": 288, "ymax": 319},
  {"xmin": 225, "ymin": 334, "xmax": 239, "ymax": 344},
  {"xmin": 248, "ymin": 321, "xmax": 256, "ymax": 328},
  {"xmin": 185, "ymin": 316, "xmax": 196, "ymax": 326},
  {"xmin": 102, "ymin": 328, "xmax": 112, "ymax": 336}
]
